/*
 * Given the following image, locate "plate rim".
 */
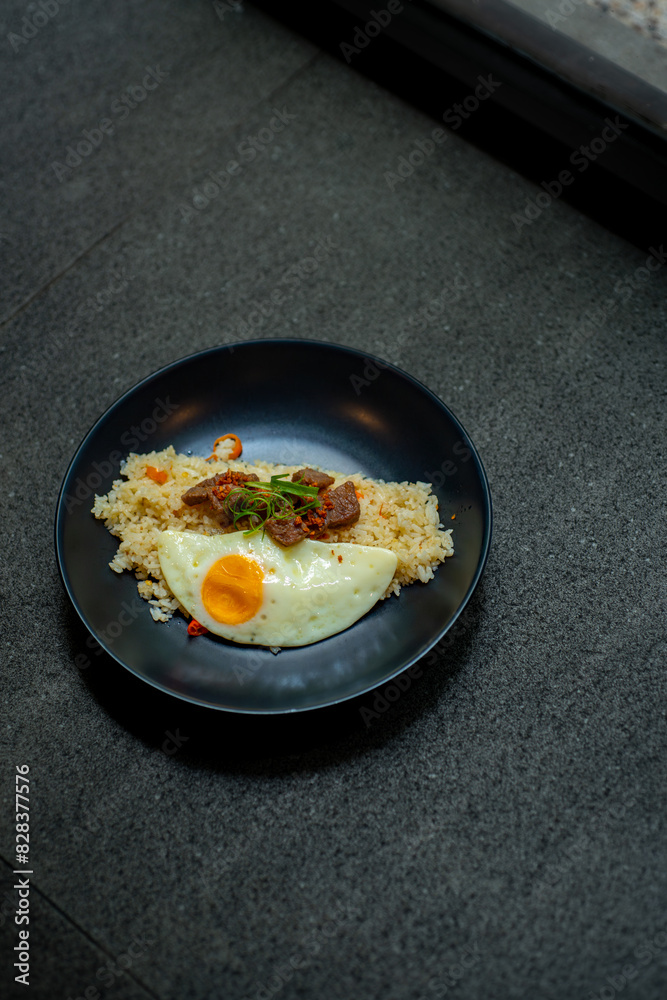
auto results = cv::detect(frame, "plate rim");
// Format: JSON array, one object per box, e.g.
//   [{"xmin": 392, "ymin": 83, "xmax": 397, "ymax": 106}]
[{"xmin": 54, "ymin": 338, "xmax": 493, "ymax": 713}]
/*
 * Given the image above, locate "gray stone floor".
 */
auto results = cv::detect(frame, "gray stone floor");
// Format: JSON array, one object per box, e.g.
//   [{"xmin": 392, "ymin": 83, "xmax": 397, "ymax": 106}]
[{"xmin": 2, "ymin": 2, "xmax": 666, "ymax": 998}]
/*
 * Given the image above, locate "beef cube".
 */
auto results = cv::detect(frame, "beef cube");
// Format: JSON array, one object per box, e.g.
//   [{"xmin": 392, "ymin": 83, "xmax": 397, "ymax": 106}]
[
  {"xmin": 291, "ymin": 468, "xmax": 335, "ymax": 491},
  {"xmin": 181, "ymin": 471, "xmax": 259, "ymax": 530},
  {"xmin": 208, "ymin": 490, "xmax": 234, "ymax": 526},
  {"xmin": 265, "ymin": 516, "xmax": 309, "ymax": 546},
  {"xmin": 181, "ymin": 476, "xmax": 218, "ymax": 506},
  {"xmin": 324, "ymin": 481, "xmax": 360, "ymax": 529}
]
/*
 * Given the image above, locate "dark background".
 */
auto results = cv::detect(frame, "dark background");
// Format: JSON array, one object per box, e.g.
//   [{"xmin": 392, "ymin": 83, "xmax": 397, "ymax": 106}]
[{"xmin": 1, "ymin": 1, "xmax": 666, "ymax": 998}]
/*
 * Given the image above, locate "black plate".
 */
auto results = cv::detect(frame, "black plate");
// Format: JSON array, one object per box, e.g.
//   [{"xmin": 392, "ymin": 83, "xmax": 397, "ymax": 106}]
[{"xmin": 55, "ymin": 339, "xmax": 492, "ymax": 713}]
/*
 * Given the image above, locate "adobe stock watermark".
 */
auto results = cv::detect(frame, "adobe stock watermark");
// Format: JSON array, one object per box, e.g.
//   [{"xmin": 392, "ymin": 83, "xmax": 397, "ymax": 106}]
[
  {"xmin": 72, "ymin": 802, "xmax": 106, "ymax": 842},
  {"xmin": 368, "ymin": 274, "xmax": 468, "ymax": 368},
  {"xmin": 511, "ymin": 116, "xmax": 629, "ymax": 232},
  {"xmin": 161, "ymin": 729, "xmax": 189, "ymax": 756},
  {"xmin": 178, "ymin": 107, "xmax": 297, "ymax": 221},
  {"xmin": 231, "ymin": 584, "xmax": 332, "ymax": 667},
  {"xmin": 349, "ymin": 274, "xmax": 468, "ymax": 374},
  {"xmin": 65, "ymin": 932, "xmax": 156, "ymax": 1000},
  {"xmin": 569, "ymin": 244, "xmax": 667, "ymax": 350},
  {"xmin": 377, "ymin": 273, "xmax": 469, "ymax": 366},
  {"xmin": 234, "ymin": 236, "xmax": 338, "ymax": 338},
  {"xmin": 228, "ymin": 546, "xmax": 360, "ymax": 660},
  {"xmin": 406, "ymin": 274, "xmax": 469, "ymax": 333},
  {"xmin": 533, "ymin": 794, "xmax": 636, "ymax": 898},
  {"xmin": 385, "ymin": 75, "xmax": 501, "ymax": 190},
  {"xmin": 72, "ymin": 730, "xmax": 185, "ymax": 846},
  {"xmin": 242, "ymin": 903, "xmax": 359, "ymax": 1000},
  {"xmin": 212, "ymin": 0, "xmax": 244, "ymax": 20},
  {"xmin": 384, "ymin": 126, "xmax": 448, "ymax": 191},
  {"xmin": 73, "ymin": 598, "xmax": 146, "ymax": 671},
  {"xmin": 232, "ymin": 645, "xmax": 267, "ymax": 684},
  {"xmin": 349, "ymin": 356, "xmax": 391, "ymax": 396},
  {"xmin": 427, "ymin": 440, "xmax": 473, "ymax": 489},
  {"xmin": 587, "ymin": 917, "xmax": 667, "ymax": 1000},
  {"xmin": 359, "ymin": 615, "xmax": 467, "ymax": 728},
  {"xmin": 359, "ymin": 663, "xmax": 424, "ymax": 727},
  {"xmin": 419, "ymin": 942, "xmax": 482, "ymax": 998},
  {"xmin": 198, "ymin": 853, "xmax": 230, "ymax": 900},
  {"xmin": 25, "ymin": 324, "xmax": 98, "ymax": 382},
  {"xmin": 75, "ymin": 264, "xmax": 132, "ymax": 324},
  {"xmin": 442, "ymin": 75, "xmax": 502, "ymax": 130},
  {"xmin": 7, "ymin": 0, "xmax": 70, "ymax": 53},
  {"xmin": 340, "ymin": 1, "xmax": 409, "ymax": 63},
  {"xmin": 50, "ymin": 66, "xmax": 169, "ymax": 182},
  {"xmin": 0, "ymin": 887, "xmax": 21, "ymax": 929},
  {"xmin": 545, "ymin": 0, "xmax": 587, "ymax": 30},
  {"xmin": 62, "ymin": 395, "xmax": 179, "ymax": 513}
]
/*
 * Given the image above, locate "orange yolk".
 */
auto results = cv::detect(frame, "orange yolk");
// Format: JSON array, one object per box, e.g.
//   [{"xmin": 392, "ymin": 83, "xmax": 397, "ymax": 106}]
[{"xmin": 201, "ymin": 555, "xmax": 263, "ymax": 625}]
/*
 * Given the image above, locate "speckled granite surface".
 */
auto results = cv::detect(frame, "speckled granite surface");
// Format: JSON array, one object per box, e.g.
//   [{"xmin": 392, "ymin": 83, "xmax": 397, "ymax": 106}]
[
  {"xmin": 588, "ymin": 0, "xmax": 667, "ymax": 46},
  {"xmin": 502, "ymin": 0, "xmax": 667, "ymax": 91},
  {"xmin": 1, "ymin": 2, "xmax": 666, "ymax": 999}
]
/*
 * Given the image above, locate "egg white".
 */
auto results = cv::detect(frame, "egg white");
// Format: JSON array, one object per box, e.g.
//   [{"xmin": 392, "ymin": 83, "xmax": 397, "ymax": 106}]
[{"xmin": 157, "ymin": 529, "xmax": 398, "ymax": 646}]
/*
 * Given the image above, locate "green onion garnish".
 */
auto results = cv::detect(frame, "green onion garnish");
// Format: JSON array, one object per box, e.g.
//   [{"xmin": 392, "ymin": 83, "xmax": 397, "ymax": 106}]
[{"xmin": 225, "ymin": 474, "xmax": 320, "ymax": 536}]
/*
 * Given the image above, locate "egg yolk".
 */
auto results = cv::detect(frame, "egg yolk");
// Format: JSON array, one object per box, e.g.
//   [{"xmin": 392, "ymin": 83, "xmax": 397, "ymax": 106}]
[{"xmin": 201, "ymin": 554, "xmax": 263, "ymax": 624}]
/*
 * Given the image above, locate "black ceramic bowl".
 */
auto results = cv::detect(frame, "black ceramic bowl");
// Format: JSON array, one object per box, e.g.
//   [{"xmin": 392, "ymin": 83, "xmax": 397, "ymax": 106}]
[{"xmin": 55, "ymin": 340, "xmax": 492, "ymax": 713}]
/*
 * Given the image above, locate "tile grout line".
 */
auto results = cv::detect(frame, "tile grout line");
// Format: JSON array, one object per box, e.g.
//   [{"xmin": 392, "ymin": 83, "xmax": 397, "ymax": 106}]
[
  {"xmin": 0, "ymin": 215, "xmax": 133, "ymax": 332},
  {"xmin": 0, "ymin": 853, "xmax": 163, "ymax": 1000}
]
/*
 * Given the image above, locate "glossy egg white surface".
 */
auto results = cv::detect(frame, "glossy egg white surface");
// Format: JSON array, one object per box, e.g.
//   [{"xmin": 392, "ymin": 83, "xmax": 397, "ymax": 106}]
[{"xmin": 157, "ymin": 529, "xmax": 398, "ymax": 647}]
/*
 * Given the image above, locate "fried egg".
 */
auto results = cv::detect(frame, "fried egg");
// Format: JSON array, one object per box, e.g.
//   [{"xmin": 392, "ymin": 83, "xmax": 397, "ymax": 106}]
[{"xmin": 157, "ymin": 529, "xmax": 398, "ymax": 646}]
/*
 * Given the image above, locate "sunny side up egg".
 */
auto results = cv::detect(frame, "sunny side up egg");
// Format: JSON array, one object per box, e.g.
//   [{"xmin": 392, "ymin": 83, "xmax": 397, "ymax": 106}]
[{"xmin": 157, "ymin": 529, "xmax": 398, "ymax": 647}]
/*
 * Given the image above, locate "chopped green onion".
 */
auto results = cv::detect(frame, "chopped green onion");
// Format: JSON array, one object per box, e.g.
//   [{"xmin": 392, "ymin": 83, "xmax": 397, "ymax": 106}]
[{"xmin": 221, "ymin": 474, "xmax": 321, "ymax": 537}]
